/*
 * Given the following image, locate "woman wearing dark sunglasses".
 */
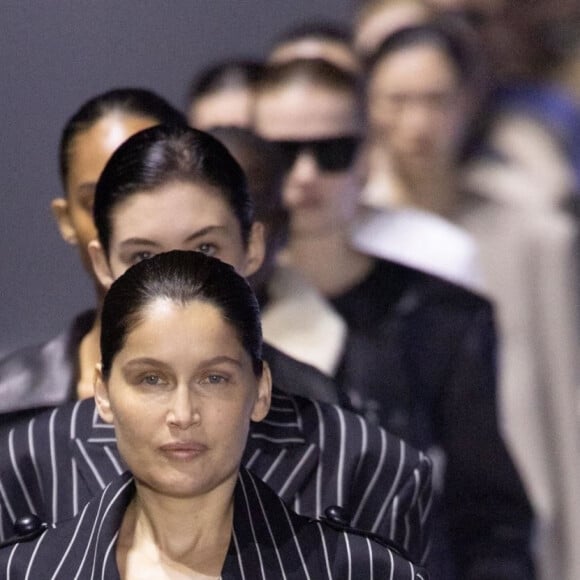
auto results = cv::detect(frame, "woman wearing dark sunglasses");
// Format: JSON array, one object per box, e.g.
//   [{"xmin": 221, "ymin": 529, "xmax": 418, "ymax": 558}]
[{"xmin": 253, "ymin": 57, "xmax": 534, "ymax": 580}]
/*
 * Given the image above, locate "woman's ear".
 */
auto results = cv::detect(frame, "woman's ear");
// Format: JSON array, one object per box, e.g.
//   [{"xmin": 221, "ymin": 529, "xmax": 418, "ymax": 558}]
[
  {"xmin": 243, "ymin": 222, "xmax": 266, "ymax": 278},
  {"xmin": 94, "ymin": 363, "xmax": 114, "ymax": 425},
  {"xmin": 51, "ymin": 197, "xmax": 78, "ymax": 245},
  {"xmin": 251, "ymin": 360, "xmax": 272, "ymax": 422},
  {"xmin": 88, "ymin": 240, "xmax": 115, "ymax": 290}
]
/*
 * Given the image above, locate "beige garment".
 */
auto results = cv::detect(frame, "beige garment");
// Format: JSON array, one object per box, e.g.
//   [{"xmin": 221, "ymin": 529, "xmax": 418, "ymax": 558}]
[
  {"xmin": 457, "ymin": 181, "xmax": 580, "ymax": 580},
  {"xmin": 464, "ymin": 112, "xmax": 573, "ymax": 211},
  {"xmin": 261, "ymin": 266, "xmax": 347, "ymax": 377}
]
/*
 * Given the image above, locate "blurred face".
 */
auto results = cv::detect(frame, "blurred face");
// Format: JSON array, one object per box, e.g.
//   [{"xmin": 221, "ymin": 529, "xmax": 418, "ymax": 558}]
[
  {"xmin": 95, "ymin": 298, "xmax": 271, "ymax": 499},
  {"xmin": 89, "ymin": 180, "xmax": 264, "ymax": 289},
  {"xmin": 188, "ymin": 88, "xmax": 254, "ymax": 130},
  {"xmin": 52, "ymin": 114, "xmax": 158, "ymax": 275},
  {"xmin": 254, "ymin": 84, "xmax": 363, "ymax": 237},
  {"xmin": 368, "ymin": 43, "xmax": 466, "ymax": 176}
]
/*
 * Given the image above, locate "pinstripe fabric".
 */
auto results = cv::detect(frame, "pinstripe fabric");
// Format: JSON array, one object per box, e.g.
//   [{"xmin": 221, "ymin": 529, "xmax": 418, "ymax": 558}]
[
  {"xmin": 0, "ymin": 389, "xmax": 432, "ymax": 564},
  {"xmin": 0, "ymin": 468, "xmax": 429, "ymax": 579}
]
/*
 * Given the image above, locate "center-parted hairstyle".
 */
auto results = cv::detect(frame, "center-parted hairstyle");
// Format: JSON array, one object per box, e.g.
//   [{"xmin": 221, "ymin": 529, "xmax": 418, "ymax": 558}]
[
  {"xmin": 100, "ymin": 250, "xmax": 263, "ymax": 380},
  {"xmin": 366, "ymin": 21, "xmax": 477, "ymax": 85},
  {"xmin": 93, "ymin": 124, "xmax": 254, "ymax": 254}
]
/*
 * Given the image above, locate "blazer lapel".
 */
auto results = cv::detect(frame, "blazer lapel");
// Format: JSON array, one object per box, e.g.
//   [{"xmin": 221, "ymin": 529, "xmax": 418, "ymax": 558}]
[
  {"xmin": 222, "ymin": 469, "xmax": 310, "ymax": 579},
  {"xmin": 243, "ymin": 389, "xmax": 319, "ymax": 502}
]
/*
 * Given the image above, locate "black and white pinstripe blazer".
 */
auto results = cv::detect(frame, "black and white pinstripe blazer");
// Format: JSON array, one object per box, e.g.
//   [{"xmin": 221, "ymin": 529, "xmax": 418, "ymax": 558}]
[
  {"xmin": 0, "ymin": 467, "xmax": 429, "ymax": 579},
  {"xmin": 0, "ymin": 389, "xmax": 432, "ymax": 564}
]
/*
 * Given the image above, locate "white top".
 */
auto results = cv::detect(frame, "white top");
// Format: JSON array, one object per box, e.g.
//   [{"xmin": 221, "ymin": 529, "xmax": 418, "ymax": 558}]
[
  {"xmin": 261, "ymin": 266, "xmax": 347, "ymax": 377},
  {"xmin": 351, "ymin": 207, "xmax": 485, "ymax": 292}
]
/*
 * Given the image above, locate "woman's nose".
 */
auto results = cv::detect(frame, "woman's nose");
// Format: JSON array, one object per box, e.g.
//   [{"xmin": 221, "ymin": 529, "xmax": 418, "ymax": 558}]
[
  {"xmin": 288, "ymin": 150, "xmax": 319, "ymax": 184},
  {"xmin": 166, "ymin": 385, "xmax": 199, "ymax": 429}
]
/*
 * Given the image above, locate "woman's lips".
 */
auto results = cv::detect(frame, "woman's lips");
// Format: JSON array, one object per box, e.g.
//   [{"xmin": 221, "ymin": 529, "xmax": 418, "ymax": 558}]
[{"xmin": 159, "ymin": 441, "xmax": 207, "ymax": 460}]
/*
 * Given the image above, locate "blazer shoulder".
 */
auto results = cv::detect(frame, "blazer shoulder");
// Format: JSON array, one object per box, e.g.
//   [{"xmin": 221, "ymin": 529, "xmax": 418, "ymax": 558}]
[
  {"xmin": 377, "ymin": 257, "xmax": 492, "ymax": 312},
  {"xmin": 237, "ymin": 469, "xmax": 429, "ymax": 578},
  {"xmin": 309, "ymin": 513, "xmax": 430, "ymax": 578},
  {"xmin": 262, "ymin": 341, "xmax": 343, "ymax": 405},
  {"xmin": 2, "ymin": 398, "xmax": 98, "ymax": 454},
  {"xmin": 292, "ymin": 393, "xmax": 426, "ymax": 461},
  {"xmin": 0, "ymin": 311, "xmax": 95, "ymax": 415}
]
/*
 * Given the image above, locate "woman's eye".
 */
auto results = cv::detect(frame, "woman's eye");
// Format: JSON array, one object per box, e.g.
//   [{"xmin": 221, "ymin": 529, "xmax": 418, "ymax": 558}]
[
  {"xmin": 131, "ymin": 251, "xmax": 154, "ymax": 264},
  {"xmin": 142, "ymin": 374, "xmax": 163, "ymax": 386},
  {"xmin": 201, "ymin": 374, "xmax": 228, "ymax": 385},
  {"xmin": 197, "ymin": 243, "xmax": 217, "ymax": 257}
]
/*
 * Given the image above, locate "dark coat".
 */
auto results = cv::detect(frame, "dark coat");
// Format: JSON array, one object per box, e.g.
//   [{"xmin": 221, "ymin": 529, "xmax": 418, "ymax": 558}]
[
  {"xmin": 332, "ymin": 259, "xmax": 535, "ymax": 580},
  {"xmin": 0, "ymin": 467, "xmax": 430, "ymax": 579},
  {"xmin": 0, "ymin": 390, "xmax": 432, "ymax": 564}
]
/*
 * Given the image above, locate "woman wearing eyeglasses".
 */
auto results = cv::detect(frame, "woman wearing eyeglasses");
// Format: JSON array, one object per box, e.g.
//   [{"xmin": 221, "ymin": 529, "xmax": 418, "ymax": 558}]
[
  {"xmin": 0, "ymin": 250, "xmax": 428, "ymax": 579},
  {"xmin": 253, "ymin": 58, "xmax": 534, "ymax": 579}
]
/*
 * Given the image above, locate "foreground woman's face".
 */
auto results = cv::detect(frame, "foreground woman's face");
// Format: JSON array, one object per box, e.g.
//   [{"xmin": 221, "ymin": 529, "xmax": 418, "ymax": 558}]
[{"xmin": 96, "ymin": 298, "xmax": 270, "ymax": 499}]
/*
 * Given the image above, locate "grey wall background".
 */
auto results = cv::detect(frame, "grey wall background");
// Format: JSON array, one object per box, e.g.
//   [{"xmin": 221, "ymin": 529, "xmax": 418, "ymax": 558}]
[{"xmin": 0, "ymin": 1, "xmax": 354, "ymax": 356}]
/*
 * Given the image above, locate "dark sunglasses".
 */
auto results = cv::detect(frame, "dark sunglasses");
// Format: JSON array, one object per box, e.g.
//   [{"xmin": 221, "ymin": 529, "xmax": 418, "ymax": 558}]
[{"xmin": 270, "ymin": 136, "xmax": 361, "ymax": 172}]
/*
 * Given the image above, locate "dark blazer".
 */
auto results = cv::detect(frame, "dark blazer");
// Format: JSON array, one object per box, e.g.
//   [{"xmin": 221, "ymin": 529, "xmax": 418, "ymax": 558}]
[
  {"xmin": 0, "ymin": 467, "xmax": 430, "ymax": 579},
  {"xmin": 332, "ymin": 259, "xmax": 535, "ymax": 579},
  {"xmin": 0, "ymin": 390, "xmax": 432, "ymax": 564}
]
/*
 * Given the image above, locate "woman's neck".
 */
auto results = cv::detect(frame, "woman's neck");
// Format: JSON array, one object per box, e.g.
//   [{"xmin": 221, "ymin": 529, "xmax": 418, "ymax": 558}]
[
  {"xmin": 118, "ymin": 479, "xmax": 235, "ymax": 578},
  {"xmin": 394, "ymin": 159, "xmax": 459, "ymax": 218},
  {"xmin": 76, "ymin": 313, "xmax": 101, "ymax": 400},
  {"xmin": 76, "ymin": 285, "xmax": 106, "ymax": 400},
  {"xmin": 286, "ymin": 228, "xmax": 374, "ymax": 298}
]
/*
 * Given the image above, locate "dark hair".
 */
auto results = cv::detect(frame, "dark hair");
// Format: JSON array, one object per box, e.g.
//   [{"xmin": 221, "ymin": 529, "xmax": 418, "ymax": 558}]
[
  {"xmin": 257, "ymin": 58, "xmax": 365, "ymax": 122},
  {"xmin": 187, "ymin": 60, "xmax": 264, "ymax": 106},
  {"xmin": 209, "ymin": 127, "xmax": 288, "ymax": 295},
  {"xmin": 272, "ymin": 21, "xmax": 352, "ymax": 48},
  {"xmin": 59, "ymin": 88, "xmax": 186, "ymax": 188},
  {"xmin": 93, "ymin": 124, "xmax": 254, "ymax": 254},
  {"xmin": 209, "ymin": 126, "xmax": 287, "ymax": 243},
  {"xmin": 367, "ymin": 22, "xmax": 475, "ymax": 84},
  {"xmin": 101, "ymin": 250, "xmax": 263, "ymax": 380}
]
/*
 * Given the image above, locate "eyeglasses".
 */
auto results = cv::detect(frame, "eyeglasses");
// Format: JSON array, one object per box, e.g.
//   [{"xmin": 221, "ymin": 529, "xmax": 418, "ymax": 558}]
[{"xmin": 269, "ymin": 136, "xmax": 361, "ymax": 172}]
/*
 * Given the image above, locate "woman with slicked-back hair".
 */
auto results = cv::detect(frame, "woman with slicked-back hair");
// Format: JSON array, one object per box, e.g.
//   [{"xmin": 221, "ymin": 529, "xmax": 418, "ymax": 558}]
[
  {"xmin": 0, "ymin": 250, "xmax": 429, "ymax": 579},
  {"xmin": 0, "ymin": 123, "xmax": 433, "ymax": 569}
]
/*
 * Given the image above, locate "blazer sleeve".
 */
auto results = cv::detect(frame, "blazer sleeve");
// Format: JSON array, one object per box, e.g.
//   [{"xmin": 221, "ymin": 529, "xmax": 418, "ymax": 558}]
[
  {"xmin": 347, "ymin": 420, "xmax": 433, "ymax": 566},
  {"xmin": 441, "ymin": 302, "xmax": 535, "ymax": 580},
  {"xmin": 322, "ymin": 524, "xmax": 430, "ymax": 579}
]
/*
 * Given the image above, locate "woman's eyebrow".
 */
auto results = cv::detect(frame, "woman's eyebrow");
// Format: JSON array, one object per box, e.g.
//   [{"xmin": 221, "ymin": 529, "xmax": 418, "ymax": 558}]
[
  {"xmin": 199, "ymin": 355, "xmax": 243, "ymax": 369},
  {"xmin": 119, "ymin": 238, "xmax": 160, "ymax": 248},
  {"xmin": 121, "ymin": 357, "xmax": 171, "ymax": 371},
  {"xmin": 183, "ymin": 225, "xmax": 229, "ymax": 243},
  {"xmin": 119, "ymin": 226, "xmax": 229, "ymax": 249}
]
